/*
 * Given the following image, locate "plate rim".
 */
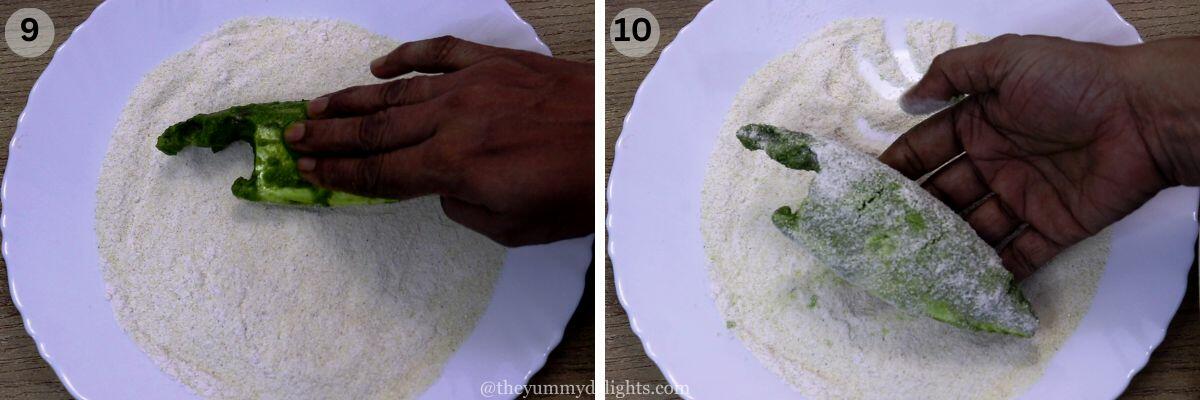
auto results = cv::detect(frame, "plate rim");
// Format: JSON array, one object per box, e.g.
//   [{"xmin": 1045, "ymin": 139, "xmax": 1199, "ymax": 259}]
[{"xmin": 2, "ymin": 2, "xmax": 110, "ymax": 397}]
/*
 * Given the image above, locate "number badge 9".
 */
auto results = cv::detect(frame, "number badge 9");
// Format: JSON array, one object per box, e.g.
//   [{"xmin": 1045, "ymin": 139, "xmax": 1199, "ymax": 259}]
[{"xmin": 6, "ymin": 8, "xmax": 54, "ymax": 58}]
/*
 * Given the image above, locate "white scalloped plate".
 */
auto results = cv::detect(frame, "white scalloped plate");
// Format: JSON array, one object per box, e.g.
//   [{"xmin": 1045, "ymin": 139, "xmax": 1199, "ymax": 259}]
[
  {"xmin": 608, "ymin": 0, "xmax": 1198, "ymax": 398},
  {"xmin": 0, "ymin": 1, "xmax": 592, "ymax": 399}
]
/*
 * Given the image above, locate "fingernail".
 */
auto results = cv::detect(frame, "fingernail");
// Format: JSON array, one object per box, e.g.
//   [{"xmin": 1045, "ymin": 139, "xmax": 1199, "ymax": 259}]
[
  {"xmin": 284, "ymin": 123, "xmax": 305, "ymax": 143},
  {"xmin": 370, "ymin": 56, "xmax": 387, "ymax": 74},
  {"xmin": 297, "ymin": 157, "xmax": 316, "ymax": 172},
  {"xmin": 307, "ymin": 97, "xmax": 328, "ymax": 117},
  {"xmin": 898, "ymin": 91, "xmax": 952, "ymax": 115}
]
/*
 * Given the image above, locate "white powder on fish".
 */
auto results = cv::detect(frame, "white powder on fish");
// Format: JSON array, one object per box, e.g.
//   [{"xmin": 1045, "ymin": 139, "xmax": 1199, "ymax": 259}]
[
  {"xmin": 703, "ymin": 18, "xmax": 1109, "ymax": 399},
  {"xmin": 96, "ymin": 18, "xmax": 505, "ymax": 400}
]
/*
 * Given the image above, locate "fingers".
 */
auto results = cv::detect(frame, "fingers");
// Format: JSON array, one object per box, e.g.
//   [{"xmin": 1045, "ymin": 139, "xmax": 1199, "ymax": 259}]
[
  {"xmin": 296, "ymin": 148, "xmax": 447, "ymax": 199},
  {"xmin": 287, "ymin": 101, "xmax": 441, "ymax": 154},
  {"xmin": 371, "ymin": 35, "xmax": 514, "ymax": 78},
  {"xmin": 879, "ymin": 104, "xmax": 965, "ymax": 179},
  {"xmin": 900, "ymin": 34, "xmax": 1018, "ymax": 114},
  {"xmin": 922, "ymin": 157, "xmax": 1024, "ymax": 246},
  {"xmin": 963, "ymin": 196, "xmax": 1022, "ymax": 246},
  {"xmin": 911, "ymin": 146, "xmax": 1051, "ymax": 276},
  {"xmin": 999, "ymin": 227, "xmax": 1063, "ymax": 280},
  {"xmin": 308, "ymin": 75, "xmax": 454, "ymax": 118},
  {"xmin": 908, "ymin": 136, "xmax": 1027, "ymax": 252},
  {"xmin": 921, "ymin": 157, "xmax": 990, "ymax": 211}
]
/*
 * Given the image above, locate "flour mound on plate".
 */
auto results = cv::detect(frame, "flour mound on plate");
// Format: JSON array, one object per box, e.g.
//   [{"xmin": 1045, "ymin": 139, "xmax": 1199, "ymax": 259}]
[
  {"xmin": 702, "ymin": 18, "xmax": 1110, "ymax": 399},
  {"xmin": 96, "ymin": 18, "xmax": 505, "ymax": 400}
]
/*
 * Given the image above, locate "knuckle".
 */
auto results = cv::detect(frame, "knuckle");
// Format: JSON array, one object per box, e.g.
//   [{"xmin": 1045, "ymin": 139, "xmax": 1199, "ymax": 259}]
[
  {"xmin": 991, "ymin": 33, "xmax": 1021, "ymax": 45},
  {"xmin": 381, "ymin": 79, "xmax": 411, "ymax": 105},
  {"xmin": 350, "ymin": 156, "xmax": 384, "ymax": 194},
  {"xmin": 356, "ymin": 112, "xmax": 391, "ymax": 149},
  {"xmin": 327, "ymin": 85, "xmax": 358, "ymax": 104},
  {"xmin": 394, "ymin": 42, "xmax": 415, "ymax": 58},
  {"xmin": 429, "ymin": 35, "xmax": 461, "ymax": 64}
]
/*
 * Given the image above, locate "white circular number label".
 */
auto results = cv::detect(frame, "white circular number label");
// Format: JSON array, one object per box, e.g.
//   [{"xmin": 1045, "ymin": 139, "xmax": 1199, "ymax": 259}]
[
  {"xmin": 610, "ymin": 8, "xmax": 659, "ymax": 58},
  {"xmin": 6, "ymin": 8, "xmax": 53, "ymax": 58}
]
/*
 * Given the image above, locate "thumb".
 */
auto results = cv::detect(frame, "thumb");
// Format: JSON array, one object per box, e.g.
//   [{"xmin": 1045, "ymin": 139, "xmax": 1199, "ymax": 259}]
[{"xmin": 901, "ymin": 34, "xmax": 1021, "ymax": 114}]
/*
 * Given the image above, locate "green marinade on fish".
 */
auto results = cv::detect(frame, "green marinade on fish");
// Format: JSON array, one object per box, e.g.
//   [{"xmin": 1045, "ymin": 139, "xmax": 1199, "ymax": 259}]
[
  {"xmin": 156, "ymin": 101, "xmax": 393, "ymax": 207},
  {"xmin": 737, "ymin": 123, "xmax": 1037, "ymax": 337}
]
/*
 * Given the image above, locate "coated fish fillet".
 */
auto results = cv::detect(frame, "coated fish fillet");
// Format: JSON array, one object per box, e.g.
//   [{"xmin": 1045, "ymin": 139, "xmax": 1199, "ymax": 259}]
[{"xmin": 737, "ymin": 123, "xmax": 1037, "ymax": 337}]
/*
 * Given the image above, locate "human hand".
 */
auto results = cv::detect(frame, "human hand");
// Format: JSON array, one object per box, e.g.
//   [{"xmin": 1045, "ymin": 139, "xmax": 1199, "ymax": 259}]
[
  {"xmin": 881, "ymin": 35, "xmax": 1200, "ymax": 279},
  {"xmin": 285, "ymin": 36, "xmax": 594, "ymax": 247}
]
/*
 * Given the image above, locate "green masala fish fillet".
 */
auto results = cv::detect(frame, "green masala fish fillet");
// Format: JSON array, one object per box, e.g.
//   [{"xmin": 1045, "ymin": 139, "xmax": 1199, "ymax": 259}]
[
  {"xmin": 155, "ymin": 101, "xmax": 393, "ymax": 206},
  {"xmin": 737, "ymin": 123, "xmax": 1037, "ymax": 337}
]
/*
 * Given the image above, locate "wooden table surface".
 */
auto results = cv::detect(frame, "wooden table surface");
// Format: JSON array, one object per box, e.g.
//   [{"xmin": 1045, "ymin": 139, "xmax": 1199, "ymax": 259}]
[
  {"xmin": 604, "ymin": 1, "xmax": 1200, "ymax": 399},
  {"xmin": 0, "ymin": 1, "xmax": 594, "ymax": 399}
]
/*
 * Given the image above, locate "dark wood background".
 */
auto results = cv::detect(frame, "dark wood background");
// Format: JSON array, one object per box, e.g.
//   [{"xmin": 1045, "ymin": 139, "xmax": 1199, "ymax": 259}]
[
  {"xmin": 0, "ymin": 0, "xmax": 594, "ymax": 399},
  {"xmin": 604, "ymin": 1, "xmax": 1200, "ymax": 399}
]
